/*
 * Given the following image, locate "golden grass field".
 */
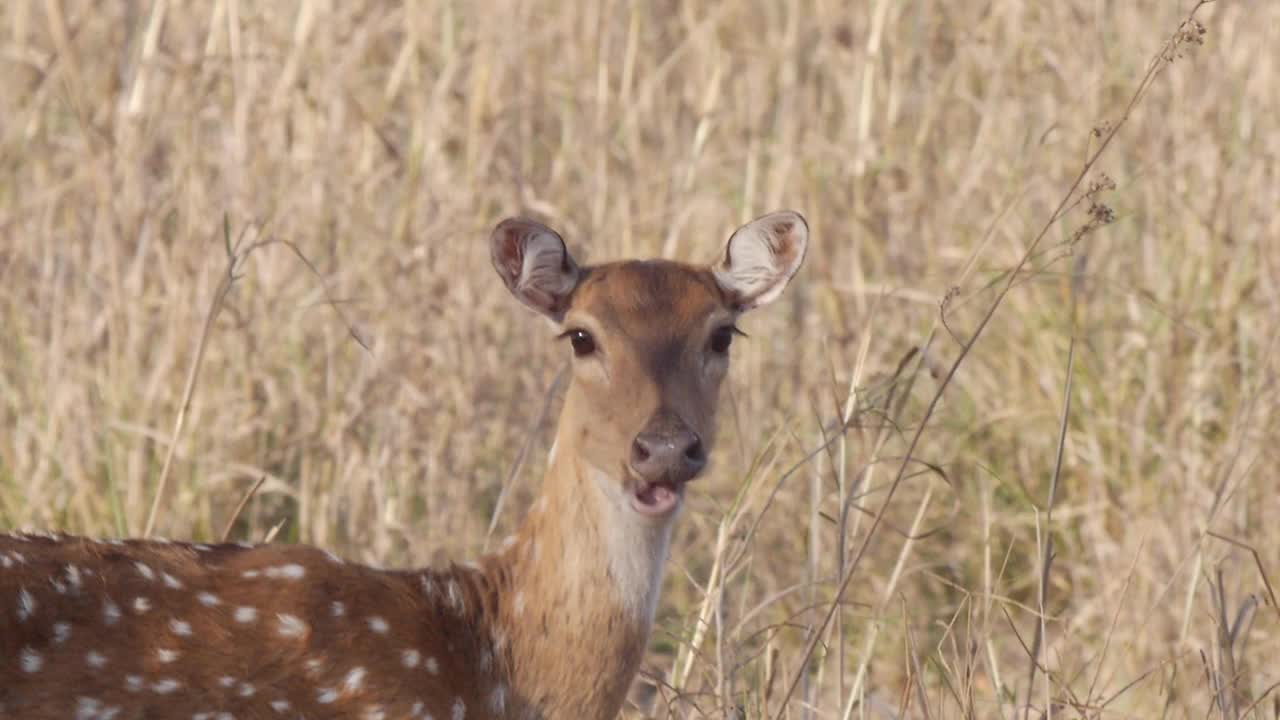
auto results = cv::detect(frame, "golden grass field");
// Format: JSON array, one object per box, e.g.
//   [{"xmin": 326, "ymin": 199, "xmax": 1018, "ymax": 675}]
[{"xmin": 2, "ymin": 1, "xmax": 1277, "ymax": 717}]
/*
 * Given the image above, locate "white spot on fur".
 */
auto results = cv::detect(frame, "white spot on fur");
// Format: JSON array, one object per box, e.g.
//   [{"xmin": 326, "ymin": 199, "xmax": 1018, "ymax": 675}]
[
  {"xmin": 410, "ymin": 701, "xmax": 425, "ymax": 717},
  {"xmin": 366, "ymin": 616, "xmax": 389, "ymax": 634},
  {"xmin": 401, "ymin": 649, "xmax": 420, "ymax": 668},
  {"xmin": 134, "ymin": 562, "xmax": 155, "ymax": 581},
  {"xmin": 447, "ymin": 580, "xmax": 464, "ymax": 612},
  {"xmin": 305, "ymin": 658, "xmax": 324, "ymax": 677},
  {"xmin": 270, "ymin": 699, "xmax": 291, "ymax": 712},
  {"xmin": 317, "ymin": 688, "xmax": 338, "ymax": 704},
  {"xmin": 324, "ymin": 550, "xmax": 343, "ymax": 563},
  {"xmin": 276, "ymin": 613, "xmax": 307, "ymax": 638},
  {"xmin": 52, "ymin": 621, "xmax": 71, "ymax": 644},
  {"xmin": 86, "ymin": 650, "xmax": 107, "ymax": 668},
  {"xmin": 241, "ymin": 569, "xmax": 260, "ymax": 579},
  {"xmin": 331, "ymin": 601, "xmax": 346, "ymax": 617},
  {"xmin": 151, "ymin": 678, "xmax": 181, "ymax": 694},
  {"xmin": 238, "ymin": 682, "xmax": 255, "ymax": 697},
  {"xmin": 170, "ymin": 618, "xmax": 193, "ymax": 636},
  {"xmin": 125, "ymin": 675, "xmax": 144, "ymax": 692},
  {"xmin": 197, "ymin": 592, "xmax": 220, "ymax": 607},
  {"xmin": 19, "ymin": 646, "xmax": 43, "ymax": 672},
  {"xmin": 425, "ymin": 656, "xmax": 440, "ymax": 674},
  {"xmin": 157, "ymin": 648, "xmax": 179, "ymax": 663},
  {"xmin": 234, "ymin": 606, "xmax": 257, "ymax": 623},
  {"xmin": 162, "ymin": 572, "xmax": 184, "ymax": 589},
  {"xmin": 451, "ymin": 698, "xmax": 466, "ymax": 720},
  {"xmin": 218, "ymin": 676, "xmax": 236, "ymax": 688},
  {"xmin": 75, "ymin": 696, "xmax": 121, "ymax": 720},
  {"xmin": 364, "ymin": 707, "xmax": 385, "ymax": 720},
  {"xmin": 490, "ymin": 685, "xmax": 507, "ymax": 714},
  {"xmin": 343, "ymin": 666, "xmax": 367, "ymax": 693},
  {"xmin": 16, "ymin": 588, "xmax": 35, "ymax": 622},
  {"xmin": 132, "ymin": 596, "xmax": 152, "ymax": 614},
  {"xmin": 104, "ymin": 598, "xmax": 121, "ymax": 625},
  {"xmin": 265, "ymin": 564, "xmax": 305, "ymax": 580},
  {"xmin": 74, "ymin": 697, "xmax": 98, "ymax": 719}
]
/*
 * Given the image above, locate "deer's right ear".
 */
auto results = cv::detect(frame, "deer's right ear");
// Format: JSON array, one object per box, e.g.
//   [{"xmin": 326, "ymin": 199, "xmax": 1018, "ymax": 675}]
[{"xmin": 490, "ymin": 218, "xmax": 582, "ymax": 322}]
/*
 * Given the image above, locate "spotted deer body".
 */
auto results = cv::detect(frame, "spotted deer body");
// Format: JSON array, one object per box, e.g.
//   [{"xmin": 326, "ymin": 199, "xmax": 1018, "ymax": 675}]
[{"xmin": 0, "ymin": 211, "xmax": 808, "ymax": 719}]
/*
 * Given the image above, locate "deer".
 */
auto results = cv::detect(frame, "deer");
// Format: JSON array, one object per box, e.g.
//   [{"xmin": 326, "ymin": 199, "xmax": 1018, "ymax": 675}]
[{"xmin": 0, "ymin": 210, "xmax": 807, "ymax": 720}]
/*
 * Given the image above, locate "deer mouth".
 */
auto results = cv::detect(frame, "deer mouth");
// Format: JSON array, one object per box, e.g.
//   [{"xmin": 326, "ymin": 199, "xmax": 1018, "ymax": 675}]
[{"xmin": 629, "ymin": 477, "xmax": 686, "ymax": 517}]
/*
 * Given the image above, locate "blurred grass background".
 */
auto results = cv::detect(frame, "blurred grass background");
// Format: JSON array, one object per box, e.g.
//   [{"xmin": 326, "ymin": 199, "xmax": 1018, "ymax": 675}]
[{"xmin": 1, "ymin": 1, "xmax": 1277, "ymax": 717}]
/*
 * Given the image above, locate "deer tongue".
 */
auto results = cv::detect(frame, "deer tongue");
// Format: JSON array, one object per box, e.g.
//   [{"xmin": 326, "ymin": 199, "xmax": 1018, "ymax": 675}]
[{"xmin": 632, "ymin": 479, "xmax": 681, "ymax": 515}]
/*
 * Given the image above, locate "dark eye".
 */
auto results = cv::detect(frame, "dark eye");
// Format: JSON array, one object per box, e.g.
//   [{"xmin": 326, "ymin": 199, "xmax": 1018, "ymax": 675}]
[
  {"xmin": 709, "ymin": 326, "xmax": 738, "ymax": 354},
  {"xmin": 565, "ymin": 329, "xmax": 596, "ymax": 357}
]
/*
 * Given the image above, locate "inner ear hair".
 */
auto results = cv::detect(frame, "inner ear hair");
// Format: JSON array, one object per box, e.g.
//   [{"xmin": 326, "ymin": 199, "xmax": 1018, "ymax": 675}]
[
  {"xmin": 490, "ymin": 217, "xmax": 582, "ymax": 321},
  {"xmin": 714, "ymin": 210, "xmax": 808, "ymax": 311}
]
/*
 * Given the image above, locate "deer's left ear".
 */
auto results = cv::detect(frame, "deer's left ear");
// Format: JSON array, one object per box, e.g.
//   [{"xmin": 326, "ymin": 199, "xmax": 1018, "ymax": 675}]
[
  {"xmin": 712, "ymin": 210, "xmax": 808, "ymax": 311},
  {"xmin": 490, "ymin": 217, "xmax": 582, "ymax": 322}
]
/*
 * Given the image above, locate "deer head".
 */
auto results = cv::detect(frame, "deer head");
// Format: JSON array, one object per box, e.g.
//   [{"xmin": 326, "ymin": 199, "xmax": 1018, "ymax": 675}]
[{"xmin": 490, "ymin": 211, "xmax": 808, "ymax": 521}]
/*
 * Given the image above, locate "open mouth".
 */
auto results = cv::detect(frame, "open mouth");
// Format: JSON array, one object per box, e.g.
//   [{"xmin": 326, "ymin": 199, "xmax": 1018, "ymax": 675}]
[{"xmin": 629, "ymin": 477, "xmax": 685, "ymax": 517}]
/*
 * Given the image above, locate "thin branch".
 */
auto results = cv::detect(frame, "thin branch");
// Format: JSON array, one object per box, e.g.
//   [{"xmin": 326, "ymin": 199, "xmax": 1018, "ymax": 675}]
[{"xmin": 220, "ymin": 475, "xmax": 266, "ymax": 542}]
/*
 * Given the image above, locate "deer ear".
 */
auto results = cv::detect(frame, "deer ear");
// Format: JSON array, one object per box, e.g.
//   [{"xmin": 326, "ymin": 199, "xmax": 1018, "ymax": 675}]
[
  {"xmin": 490, "ymin": 217, "xmax": 582, "ymax": 321},
  {"xmin": 712, "ymin": 211, "xmax": 808, "ymax": 311}
]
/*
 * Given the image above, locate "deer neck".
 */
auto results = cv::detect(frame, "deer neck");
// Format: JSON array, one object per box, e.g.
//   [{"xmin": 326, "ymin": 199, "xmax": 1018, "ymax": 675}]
[{"xmin": 483, "ymin": 428, "xmax": 677, "ymax": 717}]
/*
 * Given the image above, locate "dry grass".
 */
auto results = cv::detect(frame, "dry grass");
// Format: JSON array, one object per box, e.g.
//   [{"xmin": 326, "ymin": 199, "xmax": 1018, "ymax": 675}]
[{"xmin": 2, "ymin": 1, "xmax": 1278, "ymax": 717}]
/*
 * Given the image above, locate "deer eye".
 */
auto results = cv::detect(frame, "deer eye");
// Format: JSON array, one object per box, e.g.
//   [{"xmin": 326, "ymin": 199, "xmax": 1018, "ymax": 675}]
[
  {"xmin": 563, "ymin": 329, "xmax": 596, "ymax": 357},
  {"xmin": 709, "ymin": 325, "xmax": 742, "ymax": 354}
]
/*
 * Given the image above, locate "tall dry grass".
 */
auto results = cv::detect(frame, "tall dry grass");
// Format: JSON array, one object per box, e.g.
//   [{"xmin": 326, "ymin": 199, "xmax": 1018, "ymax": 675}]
[{"xmin": 2, "ymin": 1, "xmax": 1278, "ymax": 717}]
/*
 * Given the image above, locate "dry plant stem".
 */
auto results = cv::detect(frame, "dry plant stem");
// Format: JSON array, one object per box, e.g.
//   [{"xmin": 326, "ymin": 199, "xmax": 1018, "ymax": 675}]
[
  {"xmin": 1209, "ymin": 568, "xmax": 1243, "ymax": 720},
  {"xmin": 219, "ymin": 475, "xmax": 266, "ymax": 542},
  {"xmin": 141, "ymin": 232, "xmax": 371, "ymax": 539},
  {"xmin": 840, "ymin": 479, "xmax": 935, "ymax": 720},
  {"xmin": 1085, "ymin": 536, "xmax": 1147, "ymax": 708},
  {"xmin": 484, "ymin": 367, "xmax": 567, "ymax": 548},
  {"xmin": 836, "ymin": 309, "xmax": 876, "ymax": 702},
  {"xmin": 773, "ymin": 4, "xmax": 1216, "ymax": 714},
  {"xmin": 673, "ymin": 518, "xmax": 730, "ymax": 691},
  {"xmin": 142, "ymin": 232, "xmax": 250, "ymax": 538},
  {"xmin": 280, "ymin": 240, "xmax": 373, "ymax": 354},
  {"xmin": 1180, "ymin": 328, "xmax": 1280, "ymax": 646},
  {"xmin": 1022, "ymin": 336, "xmax": 1074, "ymax": 720},
  {"xmin": 1205, "ymin": 531, "xmax": 1280, "ymax": 621}
]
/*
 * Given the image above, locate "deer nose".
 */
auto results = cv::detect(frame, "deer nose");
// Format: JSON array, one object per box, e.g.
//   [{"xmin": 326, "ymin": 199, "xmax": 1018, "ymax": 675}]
[{"xmin": 630, "ymin": 426, "xmax": 706, "ymax": 485}]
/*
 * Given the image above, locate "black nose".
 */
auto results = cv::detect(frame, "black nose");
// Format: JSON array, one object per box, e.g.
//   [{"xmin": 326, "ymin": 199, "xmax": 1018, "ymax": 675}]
[{"xmin": 631, "ymin": 425, "xmax": 706, "ymax": 485}]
